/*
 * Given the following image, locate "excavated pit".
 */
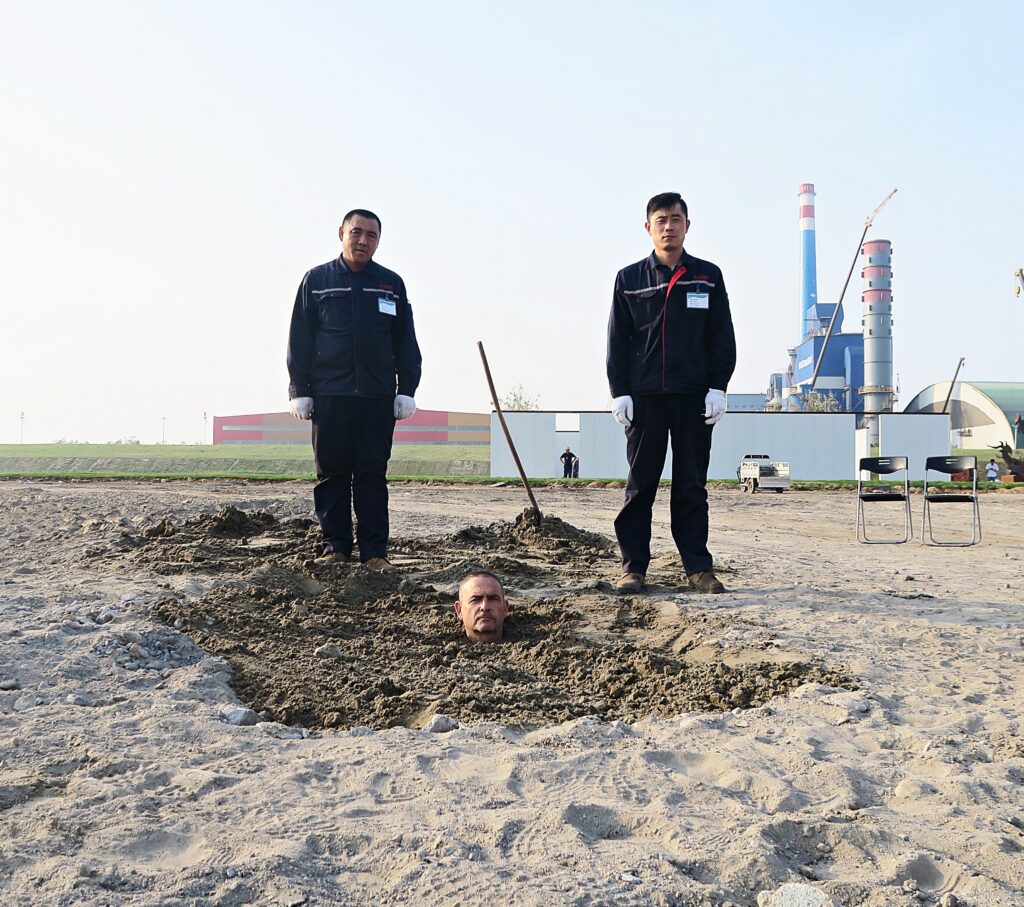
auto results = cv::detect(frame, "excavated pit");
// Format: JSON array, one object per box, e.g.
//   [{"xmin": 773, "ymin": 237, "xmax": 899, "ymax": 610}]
[{"xmin": 108, "ymin": 506, "xmax": 851, "ymax": 729}]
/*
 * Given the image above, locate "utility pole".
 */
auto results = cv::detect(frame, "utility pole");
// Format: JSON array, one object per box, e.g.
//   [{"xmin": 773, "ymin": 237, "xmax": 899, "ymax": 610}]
[
  {"xmin": 20, "ymin": 411, "xmax": 25, "ymax": 444},
  {"xmin": 161, "ymin": 416, "xmax": 167, "ymax": 445},
  {"xmin": 203, "ymin": 411, "xmax": 208, "ymax": 445}
]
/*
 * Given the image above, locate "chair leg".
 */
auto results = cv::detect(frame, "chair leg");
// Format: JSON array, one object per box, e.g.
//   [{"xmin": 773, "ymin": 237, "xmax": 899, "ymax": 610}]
[
  {"xmin": 858, "ymin": 498, "xmax": 911, "ymax": 544},
  {"xmin": 922, "ymin": 498, "xmax": 982, "ymax": 547}
]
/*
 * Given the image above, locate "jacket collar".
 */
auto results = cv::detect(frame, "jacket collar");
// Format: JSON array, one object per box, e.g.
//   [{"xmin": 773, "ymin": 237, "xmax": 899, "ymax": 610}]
[
  {"xmin": 645, "ymin": 249, "xmax": 693, "ymax": 274},
  {"xmin": 336, "ymin": 255, "xmax": 380, "ymax": 276}
]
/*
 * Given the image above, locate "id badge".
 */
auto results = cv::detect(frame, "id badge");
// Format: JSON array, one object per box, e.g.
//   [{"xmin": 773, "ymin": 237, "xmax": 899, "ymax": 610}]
[
  {"xmin": 686, "ymin": 292, "xmax": 709, "ymax": 309},
  {"xmin": 378, "ymin": 298, "xmax": 397, "ymax": 316}
]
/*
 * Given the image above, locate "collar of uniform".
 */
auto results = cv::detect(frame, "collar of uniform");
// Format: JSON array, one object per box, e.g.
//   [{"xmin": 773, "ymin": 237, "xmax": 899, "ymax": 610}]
[
  {"xmin": 336, "ymin": 255, "xmax": 380, "ymax": 276},
  {"xmin": 645, "ymin": 249, "xmax": 693, "ymax": 274}
]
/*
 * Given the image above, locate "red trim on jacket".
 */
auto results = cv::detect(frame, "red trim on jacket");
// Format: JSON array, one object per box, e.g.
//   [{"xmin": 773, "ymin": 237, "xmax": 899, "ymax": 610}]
[{"xmin": 661, "ymin": 266, "xmax": 688, "ymax": 389}]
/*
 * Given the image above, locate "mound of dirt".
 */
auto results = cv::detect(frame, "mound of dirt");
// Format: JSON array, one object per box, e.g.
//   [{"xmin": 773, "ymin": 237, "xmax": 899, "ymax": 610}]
[
  {"xmin": 416, "ymin": 554, "xmax": 552, "ymax": 589},
  {"xmin": 105, "ymin": 508, "xmax": 317, "ymax": 575},
  {"xmin": 434, "ymin": 508, "xmax": 615, "ymax": 561},
  {"xmin": 187, "ymin": 505, "xmax": 280, "ymax": 538}
]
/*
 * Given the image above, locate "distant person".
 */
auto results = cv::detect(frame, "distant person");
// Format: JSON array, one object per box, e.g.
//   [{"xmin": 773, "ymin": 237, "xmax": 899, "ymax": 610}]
[
  {"xmin": 286, "ymin": 209, "xmax": 422, "ymax": 572},
  {"xmin": 572, "ymin": 455, "xmax": 580, "ymax": 478},
  {"xmin": 455, "ymin": 571, "xmax": 510, "ymax": 644},
  {"xmin": 986, "ymin": 459, "xmax": 1000, "ymax": 483},
  {"xmin": 606, "ymin": 192, "xmax": 736, "ymax": 595},
  {"xmin": 560, "ymin": 446, "xmax": 577, "ymax": 478}
]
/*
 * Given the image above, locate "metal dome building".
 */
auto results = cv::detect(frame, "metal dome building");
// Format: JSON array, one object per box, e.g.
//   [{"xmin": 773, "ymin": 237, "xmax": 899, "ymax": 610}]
[{"xmin": 903, "ymin": 381, "xmax": 1024, "ymax": 448}]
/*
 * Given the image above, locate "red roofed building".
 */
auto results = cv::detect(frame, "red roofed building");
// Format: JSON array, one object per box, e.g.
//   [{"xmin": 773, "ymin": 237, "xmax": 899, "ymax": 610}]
[{"xmin": 213, "ymin": 409, "xmax": 489, "ymax": 446}]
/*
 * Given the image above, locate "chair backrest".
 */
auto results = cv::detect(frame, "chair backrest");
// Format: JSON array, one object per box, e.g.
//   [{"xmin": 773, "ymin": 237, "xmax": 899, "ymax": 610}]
[
  {"xmin": 925, "ymin": 455, "xmax": 976, "ymax": 475},
  {"xmin": 860, "ymin": 456, "xmax": 908, "ymax": 474}
]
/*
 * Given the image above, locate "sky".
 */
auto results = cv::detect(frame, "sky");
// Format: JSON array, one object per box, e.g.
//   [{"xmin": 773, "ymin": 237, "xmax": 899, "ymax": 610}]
[{"xmin": 2, "ymin": 0, "xmax": 1022, "ymax": 444}]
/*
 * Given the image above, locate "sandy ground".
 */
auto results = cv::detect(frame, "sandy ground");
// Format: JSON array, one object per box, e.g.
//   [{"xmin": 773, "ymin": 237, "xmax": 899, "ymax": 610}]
[{"xmin": 0, "ymin": 480, "xmax": 1021, "ymax": 906}]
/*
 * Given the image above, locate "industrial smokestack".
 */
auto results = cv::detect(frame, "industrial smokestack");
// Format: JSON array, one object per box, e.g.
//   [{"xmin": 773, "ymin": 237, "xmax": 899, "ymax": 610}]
[
  {"xmin": 799, "ymin": 183, "xmax": 818, "ymax": 338},
  {"xmin": 861, "ymin": 239, "xmax": 895, "ymax": 425}
]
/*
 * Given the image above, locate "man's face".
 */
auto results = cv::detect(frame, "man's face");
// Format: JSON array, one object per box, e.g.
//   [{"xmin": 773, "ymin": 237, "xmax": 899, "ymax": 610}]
[
  {"xmin": 455, "ymin": 576, "xmax": 509, "ymax": 644},
  {"xmin": 645, "ymin": 204, "xmax": 689, "ymax": 257},
  {"xmin": 339, "ymin": 215, "xmax": 380, "ymax": 269}
]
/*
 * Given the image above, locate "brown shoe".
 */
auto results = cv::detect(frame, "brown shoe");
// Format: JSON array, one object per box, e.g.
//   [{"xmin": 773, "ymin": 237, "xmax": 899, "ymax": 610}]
[
  {"xmin": 615, "ymin": 572, "xmax": 645, "ymax": 594},
  {"xmin": 317, "ymin": 551, "xmax": 350, "ymax": 564},
  {"xmin": 687, "ymin": 571, "xmax": 726, "ymax": 594},
  {"xmin": 364, "ymin": 557, "xmax": 399, "ymax": 574}
]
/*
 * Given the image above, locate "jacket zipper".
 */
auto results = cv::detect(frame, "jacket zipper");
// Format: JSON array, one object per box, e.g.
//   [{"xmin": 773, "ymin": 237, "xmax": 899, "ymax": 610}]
[
  {"xmin": 351, "ymin": 281, "xmax": 358, "ymax": 394},
  {"xmin": 662, "ymin": 265, "xmax": 687, "ymax": 390}
]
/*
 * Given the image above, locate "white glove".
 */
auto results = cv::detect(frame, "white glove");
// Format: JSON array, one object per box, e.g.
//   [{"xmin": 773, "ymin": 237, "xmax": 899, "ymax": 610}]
[
  {"xmin": 704, "ymin": 388, "xmax": 727, "ymax": 425},
  {"xmin": 394, "ymin": 395, "xmax": 416, "ymax": 420},
  {"xmin": 289, "ymin": 396, "xmax": 314, "ymax": 421},
  {"xmin": 612, "ymin": 395, "xmax": 633, "ymax": 427}
]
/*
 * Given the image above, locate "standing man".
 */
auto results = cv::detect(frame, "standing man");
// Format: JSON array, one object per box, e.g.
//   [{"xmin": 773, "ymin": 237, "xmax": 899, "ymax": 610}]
[
  {"xmin": 560, "ymin": 446, "xmax": 577, "ymax": 478},
  {"xmin": 287, "ymin": 209, "xmax": 422, "ymax": 571},
  {"xmin": 607, "ymin": 192, "xmax": 736, "ymax": 594}
]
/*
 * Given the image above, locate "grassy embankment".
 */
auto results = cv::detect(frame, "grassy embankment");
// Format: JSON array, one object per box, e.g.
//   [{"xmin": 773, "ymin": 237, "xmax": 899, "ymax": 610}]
[
  {"xmin": 0, "ymin": 444, "xmax": 1017, "ymax": 487},
  {"xmin": 0, "ymin": 444, "xmax": 489, "ymax": 480}
]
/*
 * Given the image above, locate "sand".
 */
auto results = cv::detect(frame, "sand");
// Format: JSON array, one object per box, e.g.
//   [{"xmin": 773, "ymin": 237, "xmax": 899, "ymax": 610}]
[{"xmin": 0, "ymin": 480, "xmax": 1021, "ymax": 906}]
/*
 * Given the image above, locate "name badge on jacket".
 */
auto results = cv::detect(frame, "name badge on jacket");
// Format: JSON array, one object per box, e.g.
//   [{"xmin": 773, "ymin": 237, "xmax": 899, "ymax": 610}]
[
  {"xmin": 686, "ymin": 292, "xmax": 709, "ymax": 309},
  {"xmin": 378, "ymin": 298, "xmax": 397, "ymax": 316}
]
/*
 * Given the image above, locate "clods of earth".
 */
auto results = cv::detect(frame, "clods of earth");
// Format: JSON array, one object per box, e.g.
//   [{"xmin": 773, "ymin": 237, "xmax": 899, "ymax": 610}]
[{"xmin": 93, "ymin": 506, "xmax": 851, "ymax": 730}]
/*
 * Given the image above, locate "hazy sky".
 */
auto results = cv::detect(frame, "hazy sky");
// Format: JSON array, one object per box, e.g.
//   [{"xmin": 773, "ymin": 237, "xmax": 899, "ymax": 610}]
[{"xmin": 2, "ymin": 0, "xmax": 1022, "ymax": 444}]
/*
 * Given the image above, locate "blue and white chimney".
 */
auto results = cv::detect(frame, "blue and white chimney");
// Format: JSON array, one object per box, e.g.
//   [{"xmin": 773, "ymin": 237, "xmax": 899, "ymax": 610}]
[{"xmin": 799, "ymin": 183, "xmax": 818, "ymax": 338}]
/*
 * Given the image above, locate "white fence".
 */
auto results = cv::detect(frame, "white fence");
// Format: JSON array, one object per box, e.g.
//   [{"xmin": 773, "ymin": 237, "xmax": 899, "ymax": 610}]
[{"xmin": 491, "ymin": 411, "xmax": 950, "ymax": 481}]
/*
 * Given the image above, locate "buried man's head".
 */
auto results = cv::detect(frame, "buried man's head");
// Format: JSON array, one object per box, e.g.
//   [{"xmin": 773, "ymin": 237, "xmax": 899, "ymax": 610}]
[{"xmin": 455, "ymin": 571, "xmax": 510, "ymax": 644}]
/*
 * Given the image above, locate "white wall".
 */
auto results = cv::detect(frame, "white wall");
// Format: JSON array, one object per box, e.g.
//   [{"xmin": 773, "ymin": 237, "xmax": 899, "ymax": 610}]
[
  {"xmin": 578, "ymin": 413, "xmax": 630, "ymax": 479},
  {"xmin": 583, "ymin": 413, "xmax": 858, "ymax": 480},
  {"xmin": 878, "ymin": 414, "xmax": 950, "ymax": 478},
  {"xmin": 489, "ymin": 412, "xmax": 947, "ymax": 481},
  {"xmin": 489, "ymin": 412, "xmax": 558, "ymax": 478},
  {"xmin": 708, "ymin": 414, "xmax": 856, "ymax": 480}
]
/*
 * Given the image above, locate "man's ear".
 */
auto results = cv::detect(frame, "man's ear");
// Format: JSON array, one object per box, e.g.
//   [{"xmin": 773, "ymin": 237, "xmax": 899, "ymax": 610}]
[
  {"xmin": 454, "ymin": 600, "xmax": 464, "ymax": 618},
  {"xmin": 502, "ymin": 597, "xmax": 510, "ymax": 617},
  {"xmin": 644, "ymin": 221, "xmax": 652, "ymax": 237},
  {"xmin": 338, "ymin": 225, "xmax": 345, "ymax": 243}
]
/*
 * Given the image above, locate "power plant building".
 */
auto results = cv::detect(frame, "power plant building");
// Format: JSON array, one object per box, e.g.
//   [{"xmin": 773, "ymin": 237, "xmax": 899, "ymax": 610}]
[{"xmin": 766, "ymin": 183, "xmax": 894, "ymax": 418}]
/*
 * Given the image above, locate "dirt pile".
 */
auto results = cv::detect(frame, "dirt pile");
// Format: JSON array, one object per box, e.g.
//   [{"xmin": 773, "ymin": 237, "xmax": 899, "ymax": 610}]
[
  {"xmin": 104, "ymin": 507, "xmax": 316, "ymax": 575},
  {"xmin": 425, "ymin": 507, "xmax": 615, "ymax": 563},
  {"xmin": 111, "ymin": 507, "xmax": 850, "ymax": 730}
]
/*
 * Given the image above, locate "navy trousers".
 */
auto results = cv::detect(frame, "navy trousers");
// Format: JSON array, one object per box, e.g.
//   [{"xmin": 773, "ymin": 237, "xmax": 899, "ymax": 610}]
[
  {"xmin": 311, "ymin": 395, "xmax": 395, "ymax": 561},
  {"xmin": 614, "ymin": 393, "xmax": 714, "ymax": 576}
]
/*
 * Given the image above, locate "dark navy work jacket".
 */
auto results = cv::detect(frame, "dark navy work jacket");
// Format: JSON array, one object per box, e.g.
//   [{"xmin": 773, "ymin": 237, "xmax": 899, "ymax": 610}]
[
  {"xmin": 606, "ymin": 250, "xmax": 736, "ymax": 398},
  {"xmin": 287, "ymin": 256, "xmax": 422, "ymax": 400}
]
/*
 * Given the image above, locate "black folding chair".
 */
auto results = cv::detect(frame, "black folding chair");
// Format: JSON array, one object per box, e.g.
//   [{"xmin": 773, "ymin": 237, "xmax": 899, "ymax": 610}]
[
  {"xmin": 857, "ymin": 456, "xmax": 912, "ymax": 544},
  {"xmin": 922, "ymin": 455, "xmax": 981, "ymax": 546}
]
